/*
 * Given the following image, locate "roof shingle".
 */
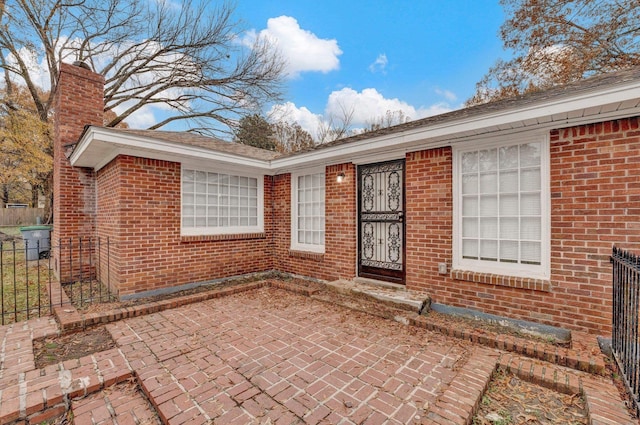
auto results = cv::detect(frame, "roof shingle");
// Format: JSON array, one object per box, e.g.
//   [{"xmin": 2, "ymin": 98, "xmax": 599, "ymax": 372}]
[{"xmin": 106, "ymin": 129, "xmax": 280, "ymax": 161}]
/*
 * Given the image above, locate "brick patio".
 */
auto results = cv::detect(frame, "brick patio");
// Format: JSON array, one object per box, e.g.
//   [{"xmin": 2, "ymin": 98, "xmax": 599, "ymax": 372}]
[
  {"xmin": 0, "ymin": 283, "xmax": 636, "ymax": 424},
  {"xmin": 112, "ymin": 288, "xmax": 488, "ymax": 424}
]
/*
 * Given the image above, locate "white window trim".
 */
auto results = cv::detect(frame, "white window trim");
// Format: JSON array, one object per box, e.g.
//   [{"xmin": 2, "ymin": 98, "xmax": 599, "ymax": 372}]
[
  {"xmin": 180, "ymin": 165, "xmax": 265, "ymax": 237},
  {"xmin": 290, "ymin": 169, "xmax": 325, "ymax": 254},
  {"xmin": 452, "ymin": 132, "xmax": 551, "ymax": 280}
]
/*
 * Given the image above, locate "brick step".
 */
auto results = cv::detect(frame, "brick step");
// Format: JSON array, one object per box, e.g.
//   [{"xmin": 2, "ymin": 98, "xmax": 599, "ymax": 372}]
[
  {"xmin": 72, "ymin": 381, "xmax": 160, "ymax": 425},
  {"xmin": 324, "ymin": 279, "xmax": 608, "ymax": 377},
  {"xmin": 497, "ymin": 353, "xmax": 636, "ymax": 425},
  {"xmin": 0, "ymin": 348, "xmax": 132, "ymax": 424},
  {"xmin": 423, "ymin": 348, "xmax": 498, "ymax": 424},
  {"xmin": 409, "ymin": 315, "xmax": 608, "ymax": 376}
]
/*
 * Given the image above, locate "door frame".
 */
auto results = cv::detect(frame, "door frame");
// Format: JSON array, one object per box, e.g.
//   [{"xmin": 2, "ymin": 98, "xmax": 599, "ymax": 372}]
[{"xmin": 357, "ymin": 159, "xmax": 406, "ymax": 284}]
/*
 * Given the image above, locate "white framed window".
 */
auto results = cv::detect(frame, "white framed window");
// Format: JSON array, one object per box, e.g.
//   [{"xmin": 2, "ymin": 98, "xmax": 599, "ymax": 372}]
[
  {"xmin": 181, "ymin": 168, "xmax": 264, "ymax": 236},
  {"xmin": 291, "ymin": 171, "xmax": 325, "ymax": 253},
  {"xmin": 453, "ymin": 135, "xmax": 550, "ymax": 279}
]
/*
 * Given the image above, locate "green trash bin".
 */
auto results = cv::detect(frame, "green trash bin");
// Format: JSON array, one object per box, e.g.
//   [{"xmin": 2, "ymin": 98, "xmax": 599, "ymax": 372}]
[{"xmin": 20, "ymin": 225, "xmax": 52, "ymax": 260}]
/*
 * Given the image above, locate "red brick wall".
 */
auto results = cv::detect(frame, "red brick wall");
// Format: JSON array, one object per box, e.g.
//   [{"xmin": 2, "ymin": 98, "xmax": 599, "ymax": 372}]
[
  {"xmin": 96, "ymin": 155, "xmax": 274, "ymax": 297},
  {"xmin": 405, "ymin": 148, "xmax": 453, "ymax": 295},
  {"xmin": 404, "ymin": 117, "xmax": 640, "ymax": 335},
  {"xmin": 96, "ymin": 158, "xmax": 124, "ymax": 293},
  {"xmin": 273, "ymin": 163, "xmax": 357, "ymax": 281},
  {"xmin": 549, "ymin": 117, "xmax": 640, "ymax": 332},
  {"xmin": 96, "ymin": 158, "xmax": 358, "ymax": 296},
  {"xmin": 57, "ymin": 59, "xmax": 640, "ymax": 334},
  {"xmin": 325, "ymin": 163, "xmax": 358, "ymax": 279},
  {"xmin": 53, "ymin": 63, "xmax": 104, "ymax": 281}
]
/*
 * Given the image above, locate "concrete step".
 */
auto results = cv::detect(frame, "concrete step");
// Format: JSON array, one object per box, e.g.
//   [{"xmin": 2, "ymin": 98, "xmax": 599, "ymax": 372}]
[{"xmin": 326, "ymin": 279, "xmax": 431, "ymax": 314}]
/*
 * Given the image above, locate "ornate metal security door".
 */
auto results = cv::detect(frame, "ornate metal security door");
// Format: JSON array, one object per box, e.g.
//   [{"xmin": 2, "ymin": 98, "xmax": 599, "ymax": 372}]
[{"xmin": 358, "ymin": 159, "xmax": 405, "ymax": 284}]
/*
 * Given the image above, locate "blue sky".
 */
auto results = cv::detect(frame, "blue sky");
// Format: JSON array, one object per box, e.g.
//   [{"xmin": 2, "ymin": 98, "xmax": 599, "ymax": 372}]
[
  {"xmin": 2, "ymin": 0, "xmax": 508, "ymax": 138},
  {"xmin": 232, "ymin": 0, "xmax": 507, "ymax": 138}
]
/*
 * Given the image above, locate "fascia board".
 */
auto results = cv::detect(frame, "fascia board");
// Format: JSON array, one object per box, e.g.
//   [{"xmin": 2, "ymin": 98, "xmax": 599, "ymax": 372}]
[
  {"xmin": 88, "ymin": 146, "xmax": 268, "ymax": 176},
  {"xmin": 71, "ymin": 127, "xmax": 272, "ymax": 172},
  {"xmin": 272, "ymin": 82, "xmax": 640, "ymax": 170}
]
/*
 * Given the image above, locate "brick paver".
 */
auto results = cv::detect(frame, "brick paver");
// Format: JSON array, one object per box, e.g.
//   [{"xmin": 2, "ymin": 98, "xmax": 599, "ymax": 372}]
[
  {"xmin": 0, "ymin": 282, "xmax": 636, "ymax": 424},
  {"xmin": 0, "ymin": 346, "xmax": 133, "ymax": 424},
  {"xmin": 0, "ymin": 317, "xmax": 58, "ymax": 383},
  {"xmin": 72, "ymin": 381, "xmax": 161, "ymax": 425},
  {"xmin": 108, "ymin": 288, "xmax": 485, "ymax": 424}
]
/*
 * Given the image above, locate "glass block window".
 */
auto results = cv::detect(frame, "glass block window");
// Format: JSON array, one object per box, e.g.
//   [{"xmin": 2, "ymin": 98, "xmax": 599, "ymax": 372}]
[
  {"xmin": 455, "ymin": 139, "xmax": 548, "ymax": 278},
  {"xmin": 291, "ymin": 172, "xmax": 325, "ymax": 253},
  {"xmin": 182, "ymin": 168, "xmax": 262, "ymax": 235}
]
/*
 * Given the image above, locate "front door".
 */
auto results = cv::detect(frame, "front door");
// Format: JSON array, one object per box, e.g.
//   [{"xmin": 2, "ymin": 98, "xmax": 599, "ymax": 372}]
[{"xmin": 358, "ymin": 159, "xmax": 405, "ymax": 284}]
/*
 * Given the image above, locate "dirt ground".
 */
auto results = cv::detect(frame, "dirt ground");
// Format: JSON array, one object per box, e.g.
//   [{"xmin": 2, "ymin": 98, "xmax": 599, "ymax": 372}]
[
  {"xmin": 473, "ymin": 370, "xmax": 588, "ymax": 425},
  {"xmin": 33, "ymin": 326, "xmax": 115, "ymax": 369}
]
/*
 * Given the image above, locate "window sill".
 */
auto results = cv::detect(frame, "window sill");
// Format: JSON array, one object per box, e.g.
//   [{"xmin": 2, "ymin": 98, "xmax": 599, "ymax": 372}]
[
  {"xmin": 288, "ymin": 250, "xmax": 324, "ymax": 262},
  {"xmin": 451, "ymin": 269, "xmax": 551, "ymax": 292},
  {"xmin": 181, "ymin": 233, "xmax": 266, "ymax": 243}
]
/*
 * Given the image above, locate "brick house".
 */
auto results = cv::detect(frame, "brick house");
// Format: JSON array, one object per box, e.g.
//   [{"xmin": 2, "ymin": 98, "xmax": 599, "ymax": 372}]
[{"xmin": 54, "ymin": 61, "xmax": 640, "ymax": 335}]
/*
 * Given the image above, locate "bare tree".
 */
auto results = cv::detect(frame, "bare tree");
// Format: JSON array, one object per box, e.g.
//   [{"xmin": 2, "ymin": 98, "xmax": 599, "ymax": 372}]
[
  {"xmin": 362, "ymin": 109, "xmax": 410, "ymax": 132},
  {"xmin": 0, "ymin": 0, "xmax": 285, "ymax": 135},
  {"xmin": 467, "ymin": 0, "xmax": 640, "ymax": 105},
  {"xmin": 271, "ymin": 121, "xmax": 315, "ymax": 153},
  {"xmin": 316, "ymin": 102, "xmax": 355, "ymax": 144}
]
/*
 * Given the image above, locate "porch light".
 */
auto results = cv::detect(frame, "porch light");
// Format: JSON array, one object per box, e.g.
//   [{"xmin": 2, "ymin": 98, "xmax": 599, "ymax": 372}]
[{"xmin": 336, "ymin": 172, "xmax": 345, "ymax": 183}]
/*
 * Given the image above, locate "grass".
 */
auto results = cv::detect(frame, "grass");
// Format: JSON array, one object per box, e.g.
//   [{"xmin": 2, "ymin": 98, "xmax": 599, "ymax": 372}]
[
  {"xmin": 1, "ymin": 225, "xmax": 118, "ymax": 323},
  {"xmin": 0, "ymin": 227, "xmax": 53, "ymax": 325},
  {"xmin": 0, "ymin": 226, "xmax": 22, "ymax": 238}
]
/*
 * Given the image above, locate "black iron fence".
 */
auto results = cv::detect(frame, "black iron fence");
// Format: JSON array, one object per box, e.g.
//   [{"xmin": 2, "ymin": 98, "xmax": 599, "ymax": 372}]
[
  {"xmin": 611, "ymin": 246, "xmax": 640, "ymax": 416},
  {"xmin": 0, "ymin": 236, "xmax": 114, "ymax": 325}
]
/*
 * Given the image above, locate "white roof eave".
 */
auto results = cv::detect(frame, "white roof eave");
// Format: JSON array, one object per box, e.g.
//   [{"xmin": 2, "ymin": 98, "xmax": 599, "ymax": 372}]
[
  {"xmin": 70, "ymin": 78, "xmax": 640, "ymax": 175},
  {"xmin": 273, "ymin": 81, "xmax": 640, "ymax": 171},
  {"xmin": 70, "ymin": 127, "xmax": 273, "ymax": 173}
]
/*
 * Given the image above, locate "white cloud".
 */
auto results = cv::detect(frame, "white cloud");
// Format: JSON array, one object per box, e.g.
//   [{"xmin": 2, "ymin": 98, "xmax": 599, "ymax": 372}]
[
  {"xmin": 270, "ymin": 87, "xmax": 458, "ymax": 140},
  {"xmin": 523, "ymin": 44, "xmax": 576, "ymax": 84},
  {"xmin": 419, "ymin": 102, "xmax": 456, "ymax": 117},
  {"xmin": 435, "ymin": 87, "xmax": 457, "ymax": 102},
  {"xmin": 5, "ymin": 47, "xmax": 53, "ymax": 91},
  {"xmin": 112, "ymin": 103, "xmax": 158, "ymax": 128},
  {"xmin": 325, "ymin": 87, "xmax": 453, "ymax": 125},
  {"xmin": 268, "ymin": 101, "xmax": 324, "ymax": 139},
  {"xmin": 368, "ymin": 54, "xmax": 388, "ymax": 74},
  {"xmin": 245, "ymin": 16, "xmax": 342, "ymax": 78}
]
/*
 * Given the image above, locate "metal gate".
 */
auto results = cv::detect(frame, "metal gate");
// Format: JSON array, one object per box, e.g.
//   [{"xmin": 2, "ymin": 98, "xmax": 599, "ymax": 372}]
[
  {"xmin": 357, "ymin": 159, "xmax": 405, "ymax": 284},
  {"xmin": 611, "ymin": 246, "xmax": 640, "ymax": 417}
]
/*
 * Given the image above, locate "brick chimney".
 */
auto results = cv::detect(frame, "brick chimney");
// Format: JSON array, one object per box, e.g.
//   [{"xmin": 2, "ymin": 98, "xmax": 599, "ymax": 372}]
[{"xmin": 52, "ymin": 61, "xmax": 104, "ymax": 281}]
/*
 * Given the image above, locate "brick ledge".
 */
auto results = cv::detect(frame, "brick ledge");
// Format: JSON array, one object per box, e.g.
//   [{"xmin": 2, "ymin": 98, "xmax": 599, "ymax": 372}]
[
  {"xmin": 288, "ymin": 250, "xmax": 324, "ymax": 261},
  {"xmin": 451, "ymin": 269, "xmax": 551, "ymax": 292},
  {"xmin": 409, "ymin": 314, "xmax": 606, "ymax": 376},
  {"xmin": 52, "ymin": 279, "xmax": 319, "ymax": 332},
  {"xmin": 49, "ymin": 277, "xmax": 604, "ymax": 376},
  {"xmin": 181, "ymin": 232, "xmax": 266, "ymax": 242},
  {"xmin": 497, "ymin": 353, "xmax": 634, "ymax": 425}
]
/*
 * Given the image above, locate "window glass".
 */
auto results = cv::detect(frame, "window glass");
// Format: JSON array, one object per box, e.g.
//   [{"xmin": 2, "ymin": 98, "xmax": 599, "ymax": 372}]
[
  {"xmin": 458, "ymin": 141, "xmax": 544, "ymax": 271},
  {"xmin": 182, "ymin": 168, "xmax": 261, "ymax": 234},
  {"xmin": 292, "ymin": 172, "xmax": 325, "ymax": 252}
]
